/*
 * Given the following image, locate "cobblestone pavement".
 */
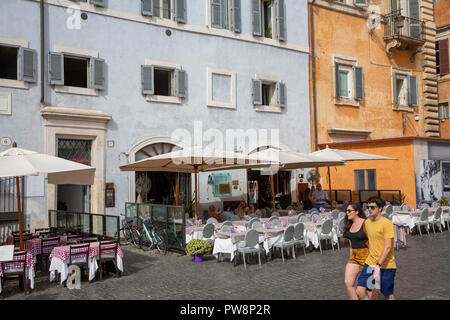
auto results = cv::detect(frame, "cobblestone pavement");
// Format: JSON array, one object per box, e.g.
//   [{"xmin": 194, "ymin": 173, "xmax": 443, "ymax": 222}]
[{"xmin": 2, "ymin": 231, "xmax": 450, "ymax": 300}]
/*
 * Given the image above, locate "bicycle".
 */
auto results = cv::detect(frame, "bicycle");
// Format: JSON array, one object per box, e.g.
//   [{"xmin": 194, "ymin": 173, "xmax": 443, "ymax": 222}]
[
  {"xmin": 117, "ymin": 214, "xmax": 140, "ymax": 248},
  {"xmin": 136, "ymin": 217, "xmax": 167, "ymax": 255}
]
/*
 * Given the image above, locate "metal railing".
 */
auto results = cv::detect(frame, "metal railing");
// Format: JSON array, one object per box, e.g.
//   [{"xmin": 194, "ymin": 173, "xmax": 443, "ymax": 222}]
[
  {"xmin": 384, "ymin": 11, "xmax": 423, "ymax": 41},
  {"xmin": 327, "ymin": 190, "xmax": 352, "ymax": 204},
  {"xmin": 48, "ymin": 210, "xmax": 120, "ymax": 242},
  {"xmin": 125, "ymin": 202, "xmax": 185, "ymax": 253},
  {"xmin": 359, "ymin": 190, "xmax": 402, "ymax": 205}
]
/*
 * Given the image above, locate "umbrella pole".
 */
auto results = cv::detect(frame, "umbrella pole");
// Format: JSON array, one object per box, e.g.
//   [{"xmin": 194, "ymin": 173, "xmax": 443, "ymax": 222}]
[
  {"xmin": 328, "ymin": 166, "xmax": 332, "ymax": 210},
  {"xmin": 271, "ymin": 168, "xmax": 275, "ymax": 212},
  {"xmin": 195, "ymin": 166, "xmax": 198, "ymax": 221},
  {"xmin": 16, "ymin": 176, "xmax": 24, "ymax": 251}
]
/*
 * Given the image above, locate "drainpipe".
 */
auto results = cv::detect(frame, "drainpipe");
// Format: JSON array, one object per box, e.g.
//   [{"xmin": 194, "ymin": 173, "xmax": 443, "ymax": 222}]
[
  {"xmin": 309, "ymin": 0, "xmax": 318, "ymax": 151},
  {"xmin": 40, "ymin": 0, "xmax": 45, "ymax": 104}
]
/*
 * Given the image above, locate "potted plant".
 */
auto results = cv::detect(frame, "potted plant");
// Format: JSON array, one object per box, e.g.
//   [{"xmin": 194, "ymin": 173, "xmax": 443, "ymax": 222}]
[
  {"xmin": 440, "ymin": 196, "xmax": 449, "ymax": 207},
  {"xmin": 185, "ymin": 239, "xmax": 212, "ymax": 262}
]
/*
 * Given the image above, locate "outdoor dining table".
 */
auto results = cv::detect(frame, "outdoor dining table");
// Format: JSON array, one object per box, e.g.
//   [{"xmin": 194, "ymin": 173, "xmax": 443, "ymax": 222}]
[
  {"xmin": 48, "ymin": 241, "xmax": 124, "ymax": 283},
  {"xmin": 0, "ymin": 248, "xmax": 35, "ymax": 294},
  {"xmin": 185, "ymin": 221, "xmax": 247, "ymax": 244},
  {"xmin": 302, "ymin": 219, "xmax": 339, "ymax": 248},
  {"xmin": 261, "ymin": 215, "xmax": 299, "ymax": 225},
  {"xmin": 392, "ymin": 209, "xmax": 445, "ymax": 230}
]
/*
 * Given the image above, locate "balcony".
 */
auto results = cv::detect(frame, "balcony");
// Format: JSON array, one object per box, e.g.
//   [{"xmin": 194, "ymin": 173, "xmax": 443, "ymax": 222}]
[{"xmin": 383, "ymin": 11, "xmax": 424, "ymax": 59}]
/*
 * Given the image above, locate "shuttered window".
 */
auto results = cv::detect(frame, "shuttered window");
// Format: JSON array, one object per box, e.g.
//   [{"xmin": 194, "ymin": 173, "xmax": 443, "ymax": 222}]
[
  {"xmin": 438, "ymin": 103, "xmax": 449, "ymax": 120},
  {"xmin": 408, "ymin": 75, "xmax": 418, "ymax": 107},
  {"xmin": 0, "ymin": 45, "xmax": 36, "ymax": 83},
  {"xmin": 252, "ymin": 0, "xmax": 262, "ymax": 36},
  {"xmin": 252, "ymin": 79, "xmax": 262, "ymax": 105},
  {"xmin": 438, "ymin": 38, "xmax": 449, "ymax": 76},
  {"xmin": 90, "ymin": 0, "xmax": 105, "ymax": 7},
  {"xmin": 275, "ymin": 0, "xmax": 286, "ymax": 41},
  {"xmin": 141, "ymin": 0, "xmax": 153, "ymax": 16},
  {"xmin": 354, "ymin": 169, "xmax": 376, "ymax": 191},
  {"xmin": 354, "ymin": 0, "xmax": 367, "ymax": 6},
  {"xmin": 142, "ymin": 65, "xmax": 187, "ymax": 98},
  {"xmin": 354, "ymin": 66, "xmax": 364, "ymax": 100},
  {"xmin": 174, "ymin": 0, "xmax": 186, "ymax": 24}
]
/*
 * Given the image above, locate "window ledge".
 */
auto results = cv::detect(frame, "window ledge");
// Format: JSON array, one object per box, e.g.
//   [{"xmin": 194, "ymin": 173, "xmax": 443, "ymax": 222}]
[
  {"xmin": 54, "ymin": 85, "xmax": 99, "ymax": 96},
  {"xmin": 207, "ymin": 102, "xmax": 236, "ymax": 110},
  {"xmin": 145, "ymin": 95, "xmax": 182, "ymax": 104},
  {"xmin": 254, "ymin": 105, "xmax": 283, "ymax": 113},
  {"xmin": 334, "ymin": 98, "xmax": 360, "ymax": 107},
  {"xmin": 0, "ymin": 79, "xmax": 29, "ymax": 90},
  {"xmin": 393, "ymin": 105, "xmax": 415, "ymax": 112}
]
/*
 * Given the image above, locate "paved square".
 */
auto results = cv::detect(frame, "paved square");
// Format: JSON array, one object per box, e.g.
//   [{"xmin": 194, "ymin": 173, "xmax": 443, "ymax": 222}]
[{"xmin": 2, "ymin": 231, "xmax": 450, "ymax": 300}]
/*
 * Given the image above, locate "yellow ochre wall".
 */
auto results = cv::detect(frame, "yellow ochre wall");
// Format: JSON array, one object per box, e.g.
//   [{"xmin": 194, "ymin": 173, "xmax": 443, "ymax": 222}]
[{"xmin": 318, "ymin": 139, "xmax": 416, "ymax": 206}]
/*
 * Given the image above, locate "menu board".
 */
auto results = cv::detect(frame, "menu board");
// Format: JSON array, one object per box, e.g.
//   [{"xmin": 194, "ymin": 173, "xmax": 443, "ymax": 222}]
[{"xmin": 0, "ymin": 245, "xmax": 14, "ymax": 262}]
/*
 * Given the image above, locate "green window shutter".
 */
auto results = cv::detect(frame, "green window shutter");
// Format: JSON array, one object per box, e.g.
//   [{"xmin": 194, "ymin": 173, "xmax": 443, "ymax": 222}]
[
  {"xmin": 141, "ymin": 65, "xmax": 154, "ymax": 95},
  {"xmin": 275, "ymin": 0, "xmax": 286, "ymax": 41},
  {"xmin": 276, "ymin": 82, "xmax": 286, "ymax": 107},
  {"xmin": 90, "ymin": 0, "xmax": 105, "ymax": 7},
  {"xmin": 231, "ymin": 0, "xmax": 241, "ymax": 33},
  {"xmin": 174, "ymin": 69, "xmax": 187, "ymax": 98},
  {"xmin": 252, "ymin": 0, "xmax": 262, "ymax": 36},
  {"xmin": 211, "ymin": 0, "xmax": 222, "ymax": 28},
  {"xmin": 354, "ymin": 66, "xmax": 364, "ymax": 100},
  {"xmin": 48, "ymin": 52, "xmax": 64, "ymax": 85},
  {"xmin": 90, "ymin": 58, "xmax": 105, "ymax": 90},
  {"xmin": 252, "ymin": 79, "xmax": 262, "ymax": 105},
  {"xmin": 334, "ymin": 62, "xmax": 340, "ymax": 99},
  {"xmin": 175, "ymin": 0, "xmax": 186, "ymax": 24},
  {"xmin": 408, "ymin": 75, "xmax": 418, "ymax": 107},
  {"xmin": 141, "ymin": 0, "xmax": 153, "ymax": 16},
  {"xmin": 354, "ymin": 0, "xmax": 367, "ymax": 6},
  {"xmin": 393, "ymin": 72, "xmax": 398, "ymax": 105},
  {"xmin": 18, "ymin": 47, "xmax": 37, "ymax": 83}
]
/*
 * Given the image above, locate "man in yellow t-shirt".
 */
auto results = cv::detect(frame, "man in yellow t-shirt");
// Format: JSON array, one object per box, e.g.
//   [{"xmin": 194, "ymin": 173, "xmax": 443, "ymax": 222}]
[{"xmin": 356, "ymin": 197, "xmax": 396, "ymax": 300}]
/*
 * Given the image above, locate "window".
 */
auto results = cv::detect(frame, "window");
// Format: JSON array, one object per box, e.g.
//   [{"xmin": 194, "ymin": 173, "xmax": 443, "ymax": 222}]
[
  {"xmin": 438, "ymin": 103, "xmax": 449, "ymax": 120},
  {"xmin": 436, "ymin": 38, "xmax": 449, "ymax": 76},
  {"xmin": 0, "ymin": 44, "xmax": 36, "ymax": 83},
  {"xmin": 141, "ymin": 0, "xmax": 186, "ymax": 23},
  {"xmin": 252, "ymin": 0, "xmax": 286, "ymax": 41},
  {"xmin": 48, "ymin": 52, "xmax": 105, "ymax": 91},
  {"xmin": 354, "ymin": 169, "xmax": 376, "ymax": 191},
  {"xmin": 252, "ymin": 77, "xmax": 285, "ymax": 110},
  {"xmin": 141, "ymin": 60, "xmax": 186, "ymax": 103},
  {"xmin": 210, "ymin": 0, "xmax": 241, "ymax": 32},
  {"xmin": 211, "ymin": 173, "xmax": 231, "ymax": 197},
  {"xmin": 392, "ymin": 71, "xmax": 417, "ymax": 107},
  {"xmin": 334, "ymin": 61, "xmax": 364, "ymax": 102},
  {"xmin": 207, "ymin": 67, "xmax": 236, "ymax": 109}
]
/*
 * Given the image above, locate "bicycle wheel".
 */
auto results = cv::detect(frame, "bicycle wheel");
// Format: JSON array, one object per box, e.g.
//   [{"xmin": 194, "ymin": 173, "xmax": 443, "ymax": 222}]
[
  {"xmin": 130, "ymin": 228, "xmax": 141, "ymax": 249},
  {"xmin": 155, "ymin": 229, "xmax": 168, "ymax": 255},
  {"xmin": 139, "ymin": 233, "xmax": 153, "ymax": 251},
  {"xmin": 122, "ymin": 228, "xmax": 132, "ymax": 244}
]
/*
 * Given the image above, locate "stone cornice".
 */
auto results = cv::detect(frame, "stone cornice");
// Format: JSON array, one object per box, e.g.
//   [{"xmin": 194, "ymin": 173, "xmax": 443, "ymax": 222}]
[{"xmin": 40, "ymin": 106, "xmax": 112, "ymax": 124}]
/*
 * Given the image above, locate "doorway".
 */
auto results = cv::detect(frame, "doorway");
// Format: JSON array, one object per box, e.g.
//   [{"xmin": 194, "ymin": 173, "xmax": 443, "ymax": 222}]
[{"xmin": 247, "ymin": 169, "xmax": 291, "ymax": 210}]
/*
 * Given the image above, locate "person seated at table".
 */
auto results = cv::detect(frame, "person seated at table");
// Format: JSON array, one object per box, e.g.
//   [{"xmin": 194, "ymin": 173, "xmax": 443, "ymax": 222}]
[
  {"xmin": 236, "ymin": 200, "xmax": 250, "ymax": 217},
  {"xmin": 303, "ymin": 187, "xmax": 314, "ymax": 211},
  {"xmin": 312, "ymin": 183, "xmax": 328, "ymax": 211},
  {"xmin": 249, "ymin": 204, "xmax": 257, "ymax": 214},
  {"xmin": 221, "ymin": 207, "xmax": 233, "ymax": 221},
  {"xmin": 209, "ymin": 205, "xmax": 222, "ymax": 222}
]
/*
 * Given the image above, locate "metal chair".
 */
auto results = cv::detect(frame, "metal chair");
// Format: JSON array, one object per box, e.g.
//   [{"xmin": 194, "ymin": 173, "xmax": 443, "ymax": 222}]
[
  {"xmin": 185, "ymin": 219, "xmax": 194, "ymax": 226},
  {"xmin": 235, "ymin": 229, "xmax": 261, "ymax": 269},
  {"xmin": 97, "ymin": 241, "xmax": 119, "ymax": 281},
  {"xmin": 429, "ymin": 207, "xmax": 443, "ymax": 234},
  {"xmin": 219, "ymin": 221, "xmax": 232, "ymax": 232},
  {"xmin": 293, "ymin": 223, "xmax": 306, "ymax": 256},
  {"xmin": 331, "ymin": 210, "xmax": 340, "ymax": 220},
  {"xmin": 336, "ymin": 218, "xmax": 345, "ymax": 249},
  {"xmin": 272, "ymin": 225, "xmax": 295, "ymax": 262},
  {"xmin": 338, "ymin": 211, "xmax": 346, "ymax": 220},
  {"xmin": 299, "ymin": 215, "xmax": 309, "ymax": 223},
  {"xmin": 271, "ymin": 211, "xmax": 280, "ymax": 217},
  {"xmin": 40, "ymin": 236, "xmax": 60, "ymax": 270},
  {"xmin": 318, "ymin": 219, "xmax": 338, "ymax": 254},
  {"xmin": 231, "ymin": 215, "xmax": 241, "ymax": 221},
  {"xmin": 414, "ymin": 208, "xmax": 430, "ymax": 237},
  {"xmin": 0, "ymin": 251, "xmax": 29, "ymax": 295},
  {"xmin": 206, "ymin": 217, "xmax": 218, "ymax": 225},
  {"xmin": 444, "ymin": 213, "xmax": 450, "ymax": 232},
  {"xmin": 251, "ymin": 220, "xmax": 263, "ymax": 229},
  {"xmin": 268, "ymin": 216, "xmax": 281, "ymax": 227},
  {"xmin": 296, "ymin": 213, "xmax": 306, "ymax": 223},
  {"xmin": 202, "ymin": 223, "xmax": 215, "ymax": 247},
  {"xmin": 247, "ymin": 217, "xmax": 260, "ymax": 229},
  {"xmin": 400, "ymin": 203, "xmax": 409, "ymax": 211}
]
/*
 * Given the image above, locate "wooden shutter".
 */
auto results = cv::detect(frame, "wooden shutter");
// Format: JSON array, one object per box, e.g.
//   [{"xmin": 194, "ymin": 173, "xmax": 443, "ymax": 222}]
[
  {"xmin": 276, "ymin": 0, "xmax": 286, "ymax": 41},
  {"xmin": 276, "ymin": 82, "xmax": 286, "ymax": 107},
  {"xmin": 409, "ymin": 0, "xmax": 420, "ymax": 38},
  {"xmin": 90, "ymin": 0, "xmax": 105, "ymax": 7},
  {"xmin": 174, "ymin": 69, "xmax": 187, "ymax": 98},
  {"xmin": 19, "ymin": 47, "xmax": 37, "ymax": 83},
  {"xmin": 354, "ymin": 66, "xmax": 364, "ymax": 100},
  {"xmin": 252, "ymin": 79, "xmax": 262, "ymax": 105},
  {"xmin": 141, "ymin": 0, "xmax": 153, "ymax": 16},
  {"xmin": 48, "ymin": 52, "xmax": 64, "ymax": 85},
  {"xmin": 354, "ymin": 0, "xmax": 367, "ymax": 6},
  {"xmin": 334, "ymin": 62, "xmax": 340, "ymax": 99},
  {"xmin": 439, "ymin": 38, "xmax": 449, "ymax": 76},
  {"xmin": 231, "ymin": 0, "xmax": 241, "ymax": 33},
  {"xmin": 408, "ymin": 75, "xmax": 418, "ymax": 107},
  {"xmin": 252, "ymin": 0, "xmax": 262, "ymax": 36},
  {"xmin": 392, "ymin": 72, "xmax": 398, "ymax": 105},
  {"xmin": 175, "ymin": 0, "xmax": 186, "ymax": 24},
  {"xmin": 211, "ymin": 0, "xmax": 222, "ymax": 28},
  {"xmin": 90, "ymin": 58, "xmax": 105, "ymax": 90},
  {"xmin": 141, "ymin": 65, "xmax": 154, "ymax": 95}
]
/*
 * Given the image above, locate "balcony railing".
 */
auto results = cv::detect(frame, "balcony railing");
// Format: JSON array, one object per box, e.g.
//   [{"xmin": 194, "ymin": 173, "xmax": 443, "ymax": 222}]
[{"xmin": 384, "ymin": 12, "xmax": 424, "ymax": 42}]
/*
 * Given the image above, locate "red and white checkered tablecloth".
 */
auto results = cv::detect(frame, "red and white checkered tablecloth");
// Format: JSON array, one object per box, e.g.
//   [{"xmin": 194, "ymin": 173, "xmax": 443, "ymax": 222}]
[
  {"xmin": 0, "ymin": 251, "xmax": 34, "ymax": 277},
  {"xmin": 21, "ymin": 236, "xmax": 68, "ymax": 257},
  {"xmin": 49, "ymin": 242, "xmax": 124, "ymax": 263}
]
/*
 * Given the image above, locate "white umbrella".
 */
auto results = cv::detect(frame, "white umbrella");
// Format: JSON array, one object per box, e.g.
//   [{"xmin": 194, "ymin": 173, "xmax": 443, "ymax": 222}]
[
  {"xmin": 0, "ymin": 144, "xmax": 96, "ymax": 249},
  {"xmin": 310, "ymin": 146, "xmax": 397, "ymax": 208},
  {"xmin": 120, "ymin": 145, "xmax": 276, "ymax": 220}
]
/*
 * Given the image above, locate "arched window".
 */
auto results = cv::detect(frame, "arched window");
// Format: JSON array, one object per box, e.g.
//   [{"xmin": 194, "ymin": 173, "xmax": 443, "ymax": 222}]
[{"xmin": 135, "ymin": 142, "xmax": 180, "ymax": 161}]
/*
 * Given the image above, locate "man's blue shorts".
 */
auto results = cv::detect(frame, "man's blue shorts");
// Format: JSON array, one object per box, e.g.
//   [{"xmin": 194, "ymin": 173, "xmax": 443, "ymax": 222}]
[{"xmin": 357, "ymin": 264, "xmax": 396, "ymax": 297}]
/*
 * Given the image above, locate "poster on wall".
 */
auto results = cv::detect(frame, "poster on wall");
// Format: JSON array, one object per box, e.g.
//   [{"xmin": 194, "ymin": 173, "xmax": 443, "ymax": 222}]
[
  {"xmin": 442, "ymin": 162, "xmax": 450, "ymax": 196},
  {"xmin": 417, "ymin": 160, "xmax": 442, "ymax": 202}
]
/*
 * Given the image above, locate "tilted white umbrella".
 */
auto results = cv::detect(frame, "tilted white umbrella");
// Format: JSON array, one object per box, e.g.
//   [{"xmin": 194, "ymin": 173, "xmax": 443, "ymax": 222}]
[
  {"xmin": 310, "ymin": 146, "xmax": 397, "ymax": 208},
  {"xmin": 0, "ymin": 144, "xmax": 96, "ymax": 249},
  {"xmin": 120, "ymin": 145, "xmax": 276, "ymax": 220}
]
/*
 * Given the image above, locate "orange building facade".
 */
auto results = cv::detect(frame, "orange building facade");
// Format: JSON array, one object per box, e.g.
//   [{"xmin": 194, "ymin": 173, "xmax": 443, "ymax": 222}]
[{"xmin": 308, "ymin": 0, "xmax": 450, "ymax": 206}]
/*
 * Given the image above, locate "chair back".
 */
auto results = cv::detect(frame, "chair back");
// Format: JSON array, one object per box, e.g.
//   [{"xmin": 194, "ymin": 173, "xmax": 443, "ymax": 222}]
[
  {"xmin": 202, "ymin": 223, "xmax": 215, "ymax": 238},
  {"xmin": 400, "ymin": 203, "xmax": 408, "ymax": 211},
  {"xmin": 231, "ymin": 215, "xmax": 241, "ymax": 221},
  {"xmin": 248, "ymin": 217, "xmax": 260, "ymax": 229},
  {"xmin": 338, "ymin": 211, "xmax": 346, "ymax": 220},
  {"xmin": 251, "ymin": 221, "xmax": 262, "ymax": 229},
  {"xmin": 221, "ymin": 220, "xmax": 232, "ymax": 227},
  {"xmin": 271, "ymin": 211, "xmax": 280, "ymax": 217},
  {"xmin": 286, "ymin": 205, "xmax": 293, "ymax": 210},
  {"xmin": 206, "ymin": 217, "xmax": 218, "ymax": 224},
  {"xmin": 39, "ymin": 231, "xmax": 57, "ymax": 238},
  {"xmin": 82, "ymin": 236, "xmax": 99, "ymax": 243},
  {"xmin": 384, "ymin": 205, "xmax": 393, "ymax": 215},
  {"xmin": 331, "ymin": 210, "xmax": 340, "ymax": 220},
  {"xmin": 244, "ymin": 229, "xmax": 259, "ymax": 247},
  {"xmin": 185, "ymin": 219, "xmax": 194, "ymax": 226},
  {"xmin": 12, "ymin": 230, "xmax": 30, "ymax": 235},
  {"xmin": 41, "ymin": 236, "xmax": 60, "ymax": 254},
  {"xmin": 434, "ymin": 207, "xmax": 442, "ymax": 220},
  {"xmin": 69, "ymin": 243, "xmax": 90, "ymax": 265},
  {"xmin": 293, "ymin": 223, "xmax": 304, "ymax": 240},
  {"xmin": 420, "ymin": 208, "xmax": 429, "ymax": 221},
  {"xmin": 283, "ymin": 225, "xmax": 294, "ymax": 242},
  {"xmin": 3, "ymin": 251, "xmax": 27, "ymax": 273},
  {"xmin": 321, "ymin": 219, "xmax": 333, "ymax": 235},
  {"xmin": 268, "ymin": 216, "xmax": 279, "ymax": 223},
  {"xmin": 272, "ymin": 219, "xmax": 281, "ymax": 227},
  {"xmin": 249, "ymin": 213, "xmax": 258, "ymax": 218},
  {"xmin": 13, "ymin": 233, "xmax": 32, "ymax": 247},
  {"xmin": 296, "ymin": 213, "xmax": 305, "ymax": 223},
  {"xmin": 432, "ymin": 201, "xmax": 440, "ymax": 208},
  {"xmin": 100, "ymin": 240, "xmax": 118, "ymax": 260},
  {"xmin": 311, "ymin": 213, "xmax": 319, "ymax": 221},
  {"xmin": 422, "ymin": 203, "xmax": 430, "ymax": 208},
  {"xmin": 338, "ymin": 218, "xmax": 345, "ymax": 234},
  {"xmin": 299, "ymin": 216, "xmax": 309, "ymax": 223},
  {"xmin": 219, "ymin": 224, "xmax": 231, "ymax": 232}
]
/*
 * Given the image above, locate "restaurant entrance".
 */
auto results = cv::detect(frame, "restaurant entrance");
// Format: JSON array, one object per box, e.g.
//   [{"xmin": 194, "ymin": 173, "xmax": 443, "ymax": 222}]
[{"xmin": 247, "ymin": 169, "xmax": 292, "ymax": 210}]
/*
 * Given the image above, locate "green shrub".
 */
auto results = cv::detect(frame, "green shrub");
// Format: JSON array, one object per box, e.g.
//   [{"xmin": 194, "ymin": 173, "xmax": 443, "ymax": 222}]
[
  {"xmin": 440, "ymin": 196, "xmax": 449, "ymax": 207},
  {"xmin": 185, "ymin": 239, "xmax": 212, "ymax": 256}
]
